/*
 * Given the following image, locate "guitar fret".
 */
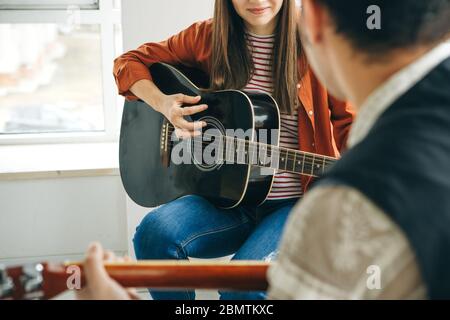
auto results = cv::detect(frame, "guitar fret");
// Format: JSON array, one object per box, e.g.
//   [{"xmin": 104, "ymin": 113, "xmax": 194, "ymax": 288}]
[
  {"xmin": 236, "ymin": 138, "xmax": 245, "ymax": 164},
  {"xmin": 260, "ymin": 144, "xmax": 268, "ymax": 167},
  {"xmin": 301, "ymin": 153, "xmax": 306, "ymax": 174},
  {"xmin": 264, "ymin": 145, "xmax": 268, "ymax": 167},
  {"xmin": 267, "ymin": 145, "xmax": 273, "ymax": 168},
  {"xmin": 235, "ymin": 138, "xmax": 239, "ymax": 164},
  {"xmin": 284, "ymin": 149, "xmax": 289, "ymax": 171},
  {"xmin": 322, "ymin": 157, "xmax": 326, "ymax": 175},
  {"xmin": 218, "ymin": 134, "xmax": 335, "ymax": 176},
  {"xmin": 249, "ymin": 142, "xmax": 256, "ymax": 165},
  {"xmin": 278, "ymin": 149, "xmax": 284, "ymax": 170},
  {"xmin": 284, "ymin": 149, "xmax": 296, "ymax": 173},
  {"xmin": 226, "ymin": 137, "xmax": 234, "ymax": 163},
  {"xmin": 303, "ymin": 154, "xmax": 313, "ymax": 175},
  {"xmin": 271, "ymin": 146, "xmax": 280, "ymax": 170},
  {"xmin": 312, "ymin": 155, "xmax": 325, "ymax": 177},
  {"xmin": 273, "ymin": 146, "xmax": 281, "ymax": 170},
  {"xmin": 292, "ymin": 152, "xmax": 297, "ymax": 172},
  {"xmin": 244, "ymin": 141, "xmax": 249, "ymax": 164}
]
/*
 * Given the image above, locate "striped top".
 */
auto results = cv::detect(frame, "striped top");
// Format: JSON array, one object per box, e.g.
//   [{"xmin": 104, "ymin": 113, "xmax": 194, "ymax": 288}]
[{"xmin": 244, "ymin": 33, "xmax": 303, "ymax": 201}]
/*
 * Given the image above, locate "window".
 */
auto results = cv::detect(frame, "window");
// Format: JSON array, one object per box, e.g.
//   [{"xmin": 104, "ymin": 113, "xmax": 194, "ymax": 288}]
[
  {"xmin": 0, "ymin": 0, "xmax": 122, "ymax": 144},
  {"xmin": 0, "ymin": 0, "xmax": 99, "ymax": 10},
  {"xmin": 0, "ymin": 24, "xmax": 104, "ymax": 134}
]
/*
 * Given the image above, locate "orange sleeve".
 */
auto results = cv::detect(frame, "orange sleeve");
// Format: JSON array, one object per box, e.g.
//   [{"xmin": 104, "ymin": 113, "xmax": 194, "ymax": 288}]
[
  {"xmin": 113, "ymin": 20, "xmax": 212, "ymax": 101},
  {"xmin": 328, "ymin": 95, "xmax": 356, "ymax": 152}
]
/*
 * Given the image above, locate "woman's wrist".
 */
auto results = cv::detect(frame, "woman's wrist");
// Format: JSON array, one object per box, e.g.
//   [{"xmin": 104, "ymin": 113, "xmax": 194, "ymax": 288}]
[
  {"xmin": 147, "ymin": 90, "xmax": 167, "ymax": 114},
  {"xmin": 130, "ymin": 79, "xmax": 167, "ymax": 113}
]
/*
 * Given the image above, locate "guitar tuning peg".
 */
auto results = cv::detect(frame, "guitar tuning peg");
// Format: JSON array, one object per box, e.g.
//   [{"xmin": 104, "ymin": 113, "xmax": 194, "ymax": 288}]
[
  {"xmin": 0, "ymin": 264, "xmax": 14, "ymax": 299},
  {"xmin": 21, "ymin": 264, "xmax": 44, "ymax": 296}
]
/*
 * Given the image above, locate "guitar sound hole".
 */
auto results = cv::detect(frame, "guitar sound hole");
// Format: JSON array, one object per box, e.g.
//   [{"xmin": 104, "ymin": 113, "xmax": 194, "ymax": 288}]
[{"xmin": 190, "ymin": 117, "xmax": 225, "ymax": 172}]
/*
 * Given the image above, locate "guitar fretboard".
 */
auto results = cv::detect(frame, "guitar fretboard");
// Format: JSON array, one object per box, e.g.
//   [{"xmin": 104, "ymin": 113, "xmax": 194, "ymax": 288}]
[{"xmin": 191, "ymin": 133, "xmax": 337, "ymax": 178}]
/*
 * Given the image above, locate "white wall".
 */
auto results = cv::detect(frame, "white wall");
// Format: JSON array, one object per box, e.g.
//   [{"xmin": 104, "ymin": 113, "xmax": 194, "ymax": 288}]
[
  {"xmin": 121, "ymin": 0, "xmax": 214, "ymax": 50},
  {"xmin": 0, "ymin": 175, "xmax": 128, "ymax": 265},
  {"xmin": 120, "ymin": 0, "xmax": 214, "ymax": 257},
  {"xmin": 0, "ymin": 0, "xmax": 215, "ymax": 267}
]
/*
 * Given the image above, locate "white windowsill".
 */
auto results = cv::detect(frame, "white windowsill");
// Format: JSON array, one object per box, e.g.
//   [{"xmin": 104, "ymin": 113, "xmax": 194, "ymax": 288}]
[{"xmin": 0, "ymin": 142, "xmax": 120, "ymax": 181}]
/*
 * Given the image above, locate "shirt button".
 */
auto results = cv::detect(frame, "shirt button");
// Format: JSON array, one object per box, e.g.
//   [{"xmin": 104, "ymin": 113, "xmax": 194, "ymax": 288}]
[
  {"xmin": 297, "ymin": 84, "xmax": 302, "ymax": 89},
  {"xmin": 308, "ymin": 110, "xmax": 313, "ymax": 116},
  {"xmin": 312, "ymin": 143, "xmax": 315, "ymax": 147}
]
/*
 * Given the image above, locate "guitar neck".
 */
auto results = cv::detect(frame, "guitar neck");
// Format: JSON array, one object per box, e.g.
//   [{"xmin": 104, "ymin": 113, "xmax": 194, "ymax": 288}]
[
  {"xmin": 4, "ymin": 261, "xmax": 270, "ymax": 300},
  {"xmin": 263, "ymin": 146, "xmax": 337, "ymax": 178},
  {"xmin": 220, "ymin": 136, "xmax": 337, "ymax": 177},
  {"xmin": 42, "ymin": 261, "xmax": 270, "ymax": 299},
  {"xmin": 169, "ymin": 127, "xmax": 337, "ymax": 178}
]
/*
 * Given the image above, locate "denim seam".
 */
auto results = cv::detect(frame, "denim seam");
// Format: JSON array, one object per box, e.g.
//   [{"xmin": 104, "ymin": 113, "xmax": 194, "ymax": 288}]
[
  {"xmin": 179, "ymin": 218, "xmax": 250, "ymax": 251},
  {"xmin": 174, "ymin": 246, "xmax": 195, "ymax": 300}
]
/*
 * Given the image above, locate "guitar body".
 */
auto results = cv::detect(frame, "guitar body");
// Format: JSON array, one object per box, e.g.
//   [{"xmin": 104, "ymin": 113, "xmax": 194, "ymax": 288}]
[{"xmin": 119, "ymin": 63, "xmax": 280, "ymax": 209}]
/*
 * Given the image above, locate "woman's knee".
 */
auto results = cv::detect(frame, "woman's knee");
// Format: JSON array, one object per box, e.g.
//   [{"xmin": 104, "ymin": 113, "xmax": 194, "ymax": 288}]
[{"xmin": 133, "ymin": 195, "xmax": 207, "ymax": 259}]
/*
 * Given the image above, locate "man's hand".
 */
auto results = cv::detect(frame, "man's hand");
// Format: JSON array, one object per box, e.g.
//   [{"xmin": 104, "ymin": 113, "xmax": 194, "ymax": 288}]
[{"xmin": 76, "ymin": 243, "xmax": 140, "ymax": 300}]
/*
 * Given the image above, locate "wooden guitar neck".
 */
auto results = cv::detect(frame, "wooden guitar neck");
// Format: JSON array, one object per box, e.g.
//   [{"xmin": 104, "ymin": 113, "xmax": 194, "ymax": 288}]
[{"xmin": 2, "ymin": 261, "xmax": 270, "ymax": 300}]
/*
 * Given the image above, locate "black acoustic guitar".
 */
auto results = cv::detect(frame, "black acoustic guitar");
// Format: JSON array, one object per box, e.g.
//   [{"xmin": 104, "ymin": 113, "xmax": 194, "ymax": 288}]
[{"xmin": 119, "ymin": 63, "xmax": 336, "ymax": 209}]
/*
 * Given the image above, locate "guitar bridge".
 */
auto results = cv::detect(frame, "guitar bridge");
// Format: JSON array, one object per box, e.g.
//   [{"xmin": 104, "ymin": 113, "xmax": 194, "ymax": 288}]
[{"xmin": 160, "ymin": 119, "xmax": 172, "ymax": 168}]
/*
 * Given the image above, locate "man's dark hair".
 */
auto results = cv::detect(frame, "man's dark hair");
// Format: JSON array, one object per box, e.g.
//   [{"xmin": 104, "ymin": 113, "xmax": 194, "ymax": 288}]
[{"xmin": 316, "ymin": 0, "xmax": 450, "ymax": 53}]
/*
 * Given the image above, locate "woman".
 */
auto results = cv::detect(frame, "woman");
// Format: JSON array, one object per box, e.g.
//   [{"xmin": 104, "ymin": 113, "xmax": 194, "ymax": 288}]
[{"xmin": 113, "ymin": 0, "xmax": 354, "ymax": 300}]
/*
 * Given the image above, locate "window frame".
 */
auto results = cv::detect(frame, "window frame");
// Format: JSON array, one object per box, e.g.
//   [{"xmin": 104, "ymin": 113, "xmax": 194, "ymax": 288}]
[
  {"xmin": 0, "ymin": 0, "xmax": 100, "ymax": 10},
  {"xmin": 0, "ymin": 0, "xmax": 123, "ymax": 145}
]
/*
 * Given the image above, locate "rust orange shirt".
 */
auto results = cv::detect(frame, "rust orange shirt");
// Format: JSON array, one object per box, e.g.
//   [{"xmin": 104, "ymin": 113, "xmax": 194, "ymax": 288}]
[{"xmin": 113, "ymin": 20, "xmax": 355, "ymax": 193}]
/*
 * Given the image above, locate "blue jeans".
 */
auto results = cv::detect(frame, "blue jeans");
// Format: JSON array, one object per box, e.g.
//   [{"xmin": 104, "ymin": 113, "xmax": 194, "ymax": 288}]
[{"xmin": 133, "ymin": 195, "xmax": 297, "ymax": 300}]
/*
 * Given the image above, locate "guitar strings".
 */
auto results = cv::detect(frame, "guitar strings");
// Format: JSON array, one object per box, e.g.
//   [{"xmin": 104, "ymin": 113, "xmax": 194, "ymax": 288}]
[
  {"xmin": 190, "ymin": 147, "xmax": 324, "ymax": 178},
  {"xmin": 165, "ymin": 128, "xmax": 336, "ymax": 170},
  {"xmin": 166, "ymin": 128, "xmax": 336, "ymax": 167},
  {"xmin": 166, "ymin": 127, "xmax": 336, "ymax": 164}
]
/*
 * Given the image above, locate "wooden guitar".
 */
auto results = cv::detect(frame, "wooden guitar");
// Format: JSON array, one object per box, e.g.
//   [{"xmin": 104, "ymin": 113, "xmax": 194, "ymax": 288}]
[
  {"xmin": 0, "ymin": 261, "xmax": 269, "ymax": 300},
  {"xmin": 119, "ymin": 63, "xmax": 337, "ymax": 209}
]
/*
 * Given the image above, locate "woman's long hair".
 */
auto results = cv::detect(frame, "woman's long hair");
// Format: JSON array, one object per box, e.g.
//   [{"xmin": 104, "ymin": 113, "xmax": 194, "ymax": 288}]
[{"xmin": 210, "ymin": 0, "xmax": 305, "ymax": 114}]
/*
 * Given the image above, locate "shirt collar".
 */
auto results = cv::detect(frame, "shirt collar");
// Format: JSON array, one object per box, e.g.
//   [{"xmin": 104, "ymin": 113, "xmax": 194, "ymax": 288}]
[{"xmin": 348, "ymin": 40, "xmax": 450, "ymax": 148}]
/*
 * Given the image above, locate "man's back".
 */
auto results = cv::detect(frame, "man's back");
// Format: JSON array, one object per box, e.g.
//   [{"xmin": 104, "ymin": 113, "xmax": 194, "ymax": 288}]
[
  {"xmin": 268, "ymin": 43, "xmax": 450, "ymax": 300},
  {"xmin": 323, "ymin": 55, "xmax": 450, "ymax": 299}
]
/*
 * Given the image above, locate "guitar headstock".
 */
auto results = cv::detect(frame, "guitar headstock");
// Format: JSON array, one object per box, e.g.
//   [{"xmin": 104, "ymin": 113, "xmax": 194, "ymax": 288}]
[
  {"xmin": 0, "ymin": 263, "xmax": 71, "ymax": 300},
  {"xmin": 1, "ymin": 263, "xmax": 45, "ymax": 300}
]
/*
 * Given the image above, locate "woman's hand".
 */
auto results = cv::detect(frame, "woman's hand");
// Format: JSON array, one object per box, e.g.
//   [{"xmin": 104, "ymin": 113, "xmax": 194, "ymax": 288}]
[
  {"xmin": 75, "ymin": 243, "xmax": 140, "ymax": 300},
  {"xmin": 130, "ymin": 79, "xmax": 208, "ymax": 139},
  {"xmin": 157, "ymin": 94, "xmax": 208, "ymax": 139}
]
